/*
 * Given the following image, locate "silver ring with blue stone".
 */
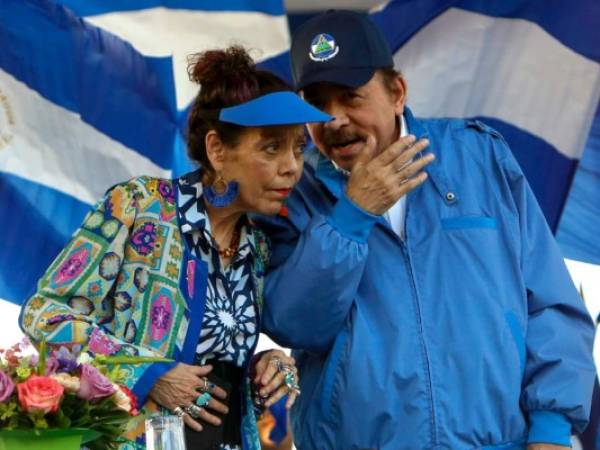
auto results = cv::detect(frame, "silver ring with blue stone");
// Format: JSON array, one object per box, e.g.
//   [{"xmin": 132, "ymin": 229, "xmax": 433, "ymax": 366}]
[{"xmin": 195, "ymin": 392, "xmax": 212, "ymax": 407}]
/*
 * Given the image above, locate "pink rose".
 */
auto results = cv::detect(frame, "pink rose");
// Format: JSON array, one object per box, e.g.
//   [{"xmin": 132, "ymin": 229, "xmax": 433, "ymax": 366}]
[
  {"xmin": 0, "ymin": 371, "xmax": 15, "ymax": 402},
  {"xmin": 17, "ymin": 375, "xmax": 64, "ymax": 414},
  {"xmin": 78, "ymin": 364, "xmax": 116, "ymax": 401}
]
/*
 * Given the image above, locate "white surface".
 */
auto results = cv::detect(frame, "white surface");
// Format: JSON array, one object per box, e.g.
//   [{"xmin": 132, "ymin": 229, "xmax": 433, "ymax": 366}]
[
  {"xmin": 0, "ymin": 69, "xmax": 170, "ymax": 205},
  {"xmin": 0, "ymin": 301, "xmax": 22, "ymax": 349},
  {"xmin": 395, "ymin": 8, "xmax": 600, "ymax": 159}
]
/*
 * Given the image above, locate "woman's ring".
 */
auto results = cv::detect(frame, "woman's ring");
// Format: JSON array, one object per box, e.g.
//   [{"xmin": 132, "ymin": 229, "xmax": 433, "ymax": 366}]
[
  {"xmin": 269, "ymin": 356, "xmax": 282, "ymax": 368},
  {"xmin": 185, "ymin": 404, "xmax": 203, "ymax": 419},
  {"xmin": 200, "ymin": 377, "xmax": 215, "ymax": 392},
  {"xmin": 195, "ymin": 392, "xmax": 212, "ymax": 407},
  {"xmin": 280, "ymin": 364, "xmax": 300, "ymax": 395},
  {"xmin": 173, "ymin": 406, "xmax": 186, "ymax": 418}
]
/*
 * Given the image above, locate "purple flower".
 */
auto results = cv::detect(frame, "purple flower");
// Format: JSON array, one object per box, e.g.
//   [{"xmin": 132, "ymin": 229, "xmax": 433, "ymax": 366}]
[
  {"xmin": 52, "ymin": 346, "xmax": 79, "ymax": 373},
  {"xmin": 0, "ymin": 371, "xmax": 15, "ymax": 402},
  {"xmin": 28, "ymin": 354, "xmax": 39, "ymax": 367},
  {"xmin": 78, "ymin": 364, "xmax": 116, "ymax": 401},
  {"xmin": 44, "ymin": 356, "xmax": 59, "ymax": 375}
]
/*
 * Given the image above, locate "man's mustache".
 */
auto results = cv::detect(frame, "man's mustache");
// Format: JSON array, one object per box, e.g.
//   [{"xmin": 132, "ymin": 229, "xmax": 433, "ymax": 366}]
[{"xmin": 321, "ymin": 130, "xmax": 365, "ymax": 147}]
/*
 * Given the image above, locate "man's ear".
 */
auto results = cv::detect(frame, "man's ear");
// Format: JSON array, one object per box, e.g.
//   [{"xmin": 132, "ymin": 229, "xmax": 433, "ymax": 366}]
[
  {"xmin": 388, "ymin": 74, "xmax": 407, "ymax": 116},
  {"xmin": 205, "ymin": 130, "xmax": 226, "ymax": 172}
]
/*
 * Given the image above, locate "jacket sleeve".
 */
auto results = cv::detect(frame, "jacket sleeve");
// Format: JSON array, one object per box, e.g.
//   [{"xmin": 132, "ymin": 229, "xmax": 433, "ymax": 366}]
[
  {"xmin": 501, "ymin": 150, "xmax": 595, "ymax": 445},
  {"xmin": 261, "ymin": 191, "xmax": 378, "ymax": 354},
  {"xmin": 19, "ymin": 181, "xmax": 177, "ymax": 406}
]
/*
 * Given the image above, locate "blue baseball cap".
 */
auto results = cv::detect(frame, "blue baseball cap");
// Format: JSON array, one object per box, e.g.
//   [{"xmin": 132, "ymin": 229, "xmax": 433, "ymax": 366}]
[
  {"xmin": 290, "ymin": 10, "xmax": 394, "ymax": 90},
  {"xmin": 218, "ymin": 91, "xmax": 332, "ymax": 126}
]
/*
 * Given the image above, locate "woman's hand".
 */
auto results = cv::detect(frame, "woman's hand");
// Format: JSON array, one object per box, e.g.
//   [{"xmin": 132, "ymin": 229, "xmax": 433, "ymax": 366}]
[
  {"xmin": 252, "ymin": 350, "xmax": 299, "ymax": 409},
  {"xmin": 148, "ymin": 363, "xmax": 228, "ymax": 431}
]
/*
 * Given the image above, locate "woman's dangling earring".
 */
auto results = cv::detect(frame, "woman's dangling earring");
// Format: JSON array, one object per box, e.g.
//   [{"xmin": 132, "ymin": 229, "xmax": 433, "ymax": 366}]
[{"xmin": 204, "ymin": 173, "xmax": 239, "ymax": 207}]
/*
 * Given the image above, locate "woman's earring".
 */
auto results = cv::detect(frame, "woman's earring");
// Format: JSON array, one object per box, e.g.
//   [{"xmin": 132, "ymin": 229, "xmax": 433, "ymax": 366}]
[{"xmin": 204, "ymin": 174, "xmax": 239, "ymax": 207}]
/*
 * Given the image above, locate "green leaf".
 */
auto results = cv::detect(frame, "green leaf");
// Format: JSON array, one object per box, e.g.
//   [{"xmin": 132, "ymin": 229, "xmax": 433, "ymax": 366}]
[
  {"xmin": 0, "ymin": 400, "xmax": 19, "ymax": 425},
  {"xmin": 100, "ymin": 355, "xmax": 173, "ymax": 365}
]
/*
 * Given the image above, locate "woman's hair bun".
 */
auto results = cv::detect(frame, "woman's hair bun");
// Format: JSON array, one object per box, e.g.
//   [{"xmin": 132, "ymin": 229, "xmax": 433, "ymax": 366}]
[
  {"xmin": 185, "ymin": 45, "xmax": 290, "ymax": 170},
  {"xmin": 187, "ymin": 46, "xmax": 259, "ymax": 107}
]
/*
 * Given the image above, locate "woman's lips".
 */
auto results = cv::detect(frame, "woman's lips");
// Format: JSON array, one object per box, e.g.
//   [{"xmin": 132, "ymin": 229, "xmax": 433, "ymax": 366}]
[{"xmin": 272, "ymin": 188, "xmax": 292, "ymax": 197}]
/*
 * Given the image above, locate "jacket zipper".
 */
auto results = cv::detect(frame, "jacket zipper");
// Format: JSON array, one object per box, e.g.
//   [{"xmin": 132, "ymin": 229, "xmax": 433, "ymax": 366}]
[{"xmin": 401, "ymin": 202, "xmax": 438, "ymax": 447}]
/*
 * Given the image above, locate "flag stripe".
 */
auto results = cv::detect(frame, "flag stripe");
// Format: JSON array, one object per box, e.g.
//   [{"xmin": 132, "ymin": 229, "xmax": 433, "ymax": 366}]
[
  {"xmin": 458, "ymin": 0, "xmax": 600, "ymax": 62},
  {"xmin": 392, "ymin": 8, "xmax": 600, "ymax": 160},
  {"xmin": 372, "ymin": 0, "xmax": 600, "ymax": 63},
  {"xmin": 84, "ymin": 8, "xmax": 291, "ymax": 110},
  {"xmin": 0, "ymin": 69, "xmax": 170, "ymax": 205},
  {"xmin": 56, "ymin": 0, "xmax": 285, "ymax": 17},
  {"xmin": 0, "ymin": 0, "xmax": 178, "ymax": 168},
  {"xmin": 0, "ymin": 173, "xmax": 92, "ymax": 304},
  {"xmin": 557, "ymin": 105, "xmax": 600, "ymax": 265}
]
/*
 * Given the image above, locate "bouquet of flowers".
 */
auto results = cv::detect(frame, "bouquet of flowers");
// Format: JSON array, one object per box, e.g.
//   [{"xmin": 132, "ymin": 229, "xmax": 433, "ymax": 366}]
[{"xmin": 0, "ymin": 336, "xmax": 168, "ymax": 449}]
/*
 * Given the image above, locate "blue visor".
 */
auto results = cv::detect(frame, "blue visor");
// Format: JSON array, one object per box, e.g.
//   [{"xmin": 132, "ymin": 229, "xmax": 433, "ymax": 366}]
[{"xmin": 219, "ymin": 91, "xmax": 331, "ymax": 126}]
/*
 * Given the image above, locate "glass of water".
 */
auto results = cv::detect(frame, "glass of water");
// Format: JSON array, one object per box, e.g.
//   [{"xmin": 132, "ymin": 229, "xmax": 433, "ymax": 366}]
[{"xmin": 145, "ymin": 415, "xmax": 187, "ymax": 450}]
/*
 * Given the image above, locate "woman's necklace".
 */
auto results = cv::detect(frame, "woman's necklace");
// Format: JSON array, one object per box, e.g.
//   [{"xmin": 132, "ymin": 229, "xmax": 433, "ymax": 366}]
[{"xmin": 218, "ymin": 228, "xmax": 241, "ymax": 259}]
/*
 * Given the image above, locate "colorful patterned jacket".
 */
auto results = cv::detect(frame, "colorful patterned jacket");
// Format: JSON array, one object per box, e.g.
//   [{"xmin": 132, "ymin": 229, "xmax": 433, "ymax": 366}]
[{"xmin": 19, "ymin": 174, "xmax": 269, "ymax": 450}]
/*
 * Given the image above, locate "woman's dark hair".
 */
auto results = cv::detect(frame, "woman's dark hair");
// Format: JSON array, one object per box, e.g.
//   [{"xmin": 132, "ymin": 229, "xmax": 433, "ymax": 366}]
[{"xmin": 186, "ymin": 46, "xmax": 290, "ymax": 176}]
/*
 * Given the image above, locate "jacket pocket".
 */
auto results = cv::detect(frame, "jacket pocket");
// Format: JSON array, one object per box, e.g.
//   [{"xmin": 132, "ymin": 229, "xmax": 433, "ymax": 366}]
[
  {"xmin": 441, "ymin": 216, "xmax": 497, "ymax": 230},
  {"xmin": 504, "ymin": 311, "xmax": 526, "ymax": 377},
  {"xmin": 321, "ymin": 327, "xmax": 349, "ymax": 419}
]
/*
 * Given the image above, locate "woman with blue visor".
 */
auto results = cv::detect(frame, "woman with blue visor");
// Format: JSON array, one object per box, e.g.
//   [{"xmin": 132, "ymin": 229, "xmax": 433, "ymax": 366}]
[{"xmin": 19, "ymin": 45, "xmax": 331, "ymax": 450}]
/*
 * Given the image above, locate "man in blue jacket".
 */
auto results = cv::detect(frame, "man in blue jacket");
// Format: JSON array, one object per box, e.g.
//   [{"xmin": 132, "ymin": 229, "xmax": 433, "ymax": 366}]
[{"xmin": 257, "ymin": 10, "xmax": 595, "ymax": 450}]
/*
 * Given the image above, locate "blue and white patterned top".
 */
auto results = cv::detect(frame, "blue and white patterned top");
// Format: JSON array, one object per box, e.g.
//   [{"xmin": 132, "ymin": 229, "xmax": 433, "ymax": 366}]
[{"xmin": 175, "ymin": 171, "xmax": 259, "ymax": 368}]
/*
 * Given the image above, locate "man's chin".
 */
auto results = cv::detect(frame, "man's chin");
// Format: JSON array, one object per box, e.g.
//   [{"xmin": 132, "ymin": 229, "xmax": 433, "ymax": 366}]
[
  {"xmin": 323, "ymin": 146, "xmax": 364, "ymax": 172},
  {"xmin": 331, "ymin": 151, "xmax": 362, "ymax": 172}
]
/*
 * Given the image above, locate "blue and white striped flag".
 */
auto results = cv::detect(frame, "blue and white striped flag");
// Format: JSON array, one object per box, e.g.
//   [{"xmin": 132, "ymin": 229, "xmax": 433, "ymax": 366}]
[
  {"xmin": 2, "ymin": 0, "xmax": 599, "ymax": 307},
  {"xmin": 0, "ymin": 0, "xmax": 289, "ymax": 305},
  {"xmin": 371, "ymin": 0, "xmax": 600, "ymax": 258}
]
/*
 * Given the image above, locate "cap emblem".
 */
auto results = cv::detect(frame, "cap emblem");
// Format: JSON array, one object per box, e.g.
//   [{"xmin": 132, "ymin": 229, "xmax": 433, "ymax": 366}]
[{"xmin": 309, "ymin": 33, "xmax": 339, "ymax": 62}]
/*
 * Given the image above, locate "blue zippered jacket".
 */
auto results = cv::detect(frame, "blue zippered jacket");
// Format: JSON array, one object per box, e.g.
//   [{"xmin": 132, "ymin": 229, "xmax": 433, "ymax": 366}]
[{"xmin": 256, "ymin": 109, "xmax": 595, "ymax": 450}]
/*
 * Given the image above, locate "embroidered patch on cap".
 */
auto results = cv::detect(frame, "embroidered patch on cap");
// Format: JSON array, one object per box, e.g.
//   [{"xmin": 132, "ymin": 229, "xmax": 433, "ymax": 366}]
[{"xmin": 309, "ymin": 33, "xmax": 339, "ymax": 62}]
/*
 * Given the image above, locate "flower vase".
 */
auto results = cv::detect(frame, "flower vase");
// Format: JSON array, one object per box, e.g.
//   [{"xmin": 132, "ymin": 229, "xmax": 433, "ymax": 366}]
[{"xmin": 0, "ymin": 428, "xmax": 101, "ymax": 450}]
